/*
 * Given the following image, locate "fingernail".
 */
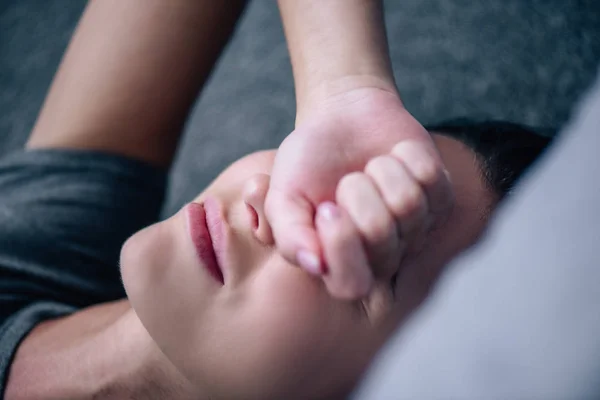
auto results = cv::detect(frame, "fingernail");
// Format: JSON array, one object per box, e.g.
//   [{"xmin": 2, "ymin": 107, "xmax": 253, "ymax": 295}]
[
  {"xmin": 317, "ymin": 202, "xmax": 340, "ymax": 222},
  {"xmin": 297, "ymin": 249, "xmax": 322, "ymax": 275}
]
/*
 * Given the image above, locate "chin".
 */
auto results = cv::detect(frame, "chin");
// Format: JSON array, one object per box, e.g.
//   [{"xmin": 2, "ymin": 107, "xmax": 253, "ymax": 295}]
[
  {"xmin": 119, "ymin": 219, "xmax": 175, "ymax": 318},
  {"xmin": 120, "ymin": 226, "xmax": 152, "ymax": 300}
]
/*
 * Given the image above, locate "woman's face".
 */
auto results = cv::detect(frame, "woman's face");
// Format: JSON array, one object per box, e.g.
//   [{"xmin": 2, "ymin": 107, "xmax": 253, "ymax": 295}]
[{"xmin": 120, "ymin": 133, "xmax": 493, "ymax": 400}]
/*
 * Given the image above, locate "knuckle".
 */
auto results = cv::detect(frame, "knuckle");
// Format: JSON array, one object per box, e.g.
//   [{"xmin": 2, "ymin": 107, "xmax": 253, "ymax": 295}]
[
  {"xmin": 413, "ymin": 159, "xmax": 442, "ymax": 186},
  {"xmin": 336, "ymin": 172, "xmax": 365, "ymax": 200},
  {"xmin": 391, "ymin": 141, "xmax": 443, "ymax": 186},
  {"xmin": 364, "ymin": 156, "xmax": 391, "ymax": 176},
  {"xmin": 391, "ymin": 141, "xmax": 409, "ymax": 156},
  {"xmin": 361, "ymin": 213, "xmax": 394, "ymax": 244},
  {"xmin": 391, "ymin": 186, "xmax": 424, "ymax": 218}
]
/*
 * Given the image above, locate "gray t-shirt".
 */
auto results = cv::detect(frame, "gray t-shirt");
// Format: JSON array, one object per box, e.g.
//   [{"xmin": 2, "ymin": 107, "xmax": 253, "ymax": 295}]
[{"xmin": 0, "ymin": 149, "xmax": 167, "ymax": 395}]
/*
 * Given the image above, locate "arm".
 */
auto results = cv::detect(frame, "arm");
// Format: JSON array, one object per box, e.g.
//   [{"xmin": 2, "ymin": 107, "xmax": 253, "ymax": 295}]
[
  {"xmin": 277, "ymin": 0, "xmax": 397, "ymax": 122},
  {"xmin": 268, "ymin": 0, "xmax": 454, "ymax": 298},
  {"xmin": 5, "ymin": 301, "xmax": 193, "ymax": 399},
  {"xmin": 5, "ymin": 0, "xmax": 246, "ymax": 398},
  {"xmin": 28, "ymin": 0, "xmax": 247, "ymax": 167}
]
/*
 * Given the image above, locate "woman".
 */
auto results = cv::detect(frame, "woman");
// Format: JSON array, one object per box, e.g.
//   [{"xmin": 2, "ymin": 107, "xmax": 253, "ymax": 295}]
[
  {"xmin": 1, "ymin": 1, "xmax": 550, "ymax": 399},
  {"xmin": 2, "ymin": 115, "xmax": 549, "ymax": 399}
]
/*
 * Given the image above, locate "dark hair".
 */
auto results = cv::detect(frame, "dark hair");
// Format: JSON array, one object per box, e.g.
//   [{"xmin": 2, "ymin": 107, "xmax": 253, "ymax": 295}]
[{"xmin": 426, "ymin": 119, "xmax": 554, "ymax": 199}]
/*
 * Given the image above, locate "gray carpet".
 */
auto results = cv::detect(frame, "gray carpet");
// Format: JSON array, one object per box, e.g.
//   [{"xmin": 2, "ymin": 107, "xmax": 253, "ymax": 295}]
[{"xmin": 1, "ymin": 0, "xmax": 599, "ymax": 217}]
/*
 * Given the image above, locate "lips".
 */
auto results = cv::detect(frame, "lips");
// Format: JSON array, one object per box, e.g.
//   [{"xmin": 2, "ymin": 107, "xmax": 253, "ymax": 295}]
[{"xmin": 186, "ymin": 201, "xmax": 224, "ymax": 285}]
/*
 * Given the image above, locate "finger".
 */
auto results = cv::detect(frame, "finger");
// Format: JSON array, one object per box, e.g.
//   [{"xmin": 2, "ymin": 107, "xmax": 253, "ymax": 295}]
[
  {"xmin": 335, "ymin": 172, "xmax": 402, "ymax": 278},
  {"xmin": 391, "ymin": 140, "xmax": 454, "ymax": 218},
  {"xmin": 364, "ymin": 155, "xmax": 429, "ymax": 245},
  {"xmin": 264, "ymin": 188, "xmax": 323, "ymax": 275},
  {"xmin": 316, "ymin": 202, "xmax": 373, "ymax": 299}
]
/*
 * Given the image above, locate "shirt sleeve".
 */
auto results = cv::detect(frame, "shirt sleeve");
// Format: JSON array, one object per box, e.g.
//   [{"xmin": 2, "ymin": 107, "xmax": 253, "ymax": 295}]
[{"xmin": 0, "ymin": 148, "xmax": 167, "ymax": 394}]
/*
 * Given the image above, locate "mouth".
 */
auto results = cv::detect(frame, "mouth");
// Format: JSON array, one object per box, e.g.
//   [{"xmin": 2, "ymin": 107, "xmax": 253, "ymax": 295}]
[{"xmin": 186, "ymin": 200, "xmax": 225, "ymax": 285}]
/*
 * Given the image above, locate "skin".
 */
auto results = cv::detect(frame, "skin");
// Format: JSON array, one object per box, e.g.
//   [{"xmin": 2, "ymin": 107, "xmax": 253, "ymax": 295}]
[
  {"xmin": 121, "ymin": 133, "xmax": 493, "ymax": 400},
  {"xmin": 270, "ymin": 0, "xmax": 455, "ymax": 297},
  {"xmin": 6, "ymin": 0, "xmax": 455, "ymax": 397},
  {"xmin": 7, "ymin": 1, "xmax": 246, "ymax": 398},
  {"xmin": 26, "ymin": 0, "xmax": 455, "ymax": 300}
]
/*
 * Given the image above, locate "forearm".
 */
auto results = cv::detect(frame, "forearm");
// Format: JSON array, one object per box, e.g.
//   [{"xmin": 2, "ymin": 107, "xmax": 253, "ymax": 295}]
[
  {"xmin": 4, "ymin": 300, "xmax": 190, "ymax": 399},
  {"xmin": 27, "ymin": 0, "xmax": 247, "ymax": 168},
  {"xmin": 278, "ymin": 0, "xmax": 397, "ymax": 116}
]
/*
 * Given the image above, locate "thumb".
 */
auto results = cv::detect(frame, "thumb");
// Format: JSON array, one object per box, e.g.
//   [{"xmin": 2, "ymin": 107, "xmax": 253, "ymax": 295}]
[{"xmin": 265, "ymin": 188, "xmax": 324, "ymax": 275}]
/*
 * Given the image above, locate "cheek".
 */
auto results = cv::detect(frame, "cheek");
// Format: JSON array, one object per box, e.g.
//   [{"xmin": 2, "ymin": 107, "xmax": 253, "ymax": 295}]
[
  {"xmin": 209, "ymin": 259, "xmax": 362, "ymax": 398},
  {"xmin": 234, "ymin": 257, "xmax": 365, "ymax": 398},
  {"xmin": 251, "ymin": 265, "xmax": 334, "ymax": 353},
  {"xmin": 239, "ymin": 263, "xmax": 336, "ymax": 379}
]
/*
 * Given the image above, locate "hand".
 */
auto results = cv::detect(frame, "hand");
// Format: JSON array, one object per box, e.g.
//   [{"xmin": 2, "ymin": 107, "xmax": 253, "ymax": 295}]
[{"xmin": 265, "ymin": 87, "xmax": 454, "ymax": 299}]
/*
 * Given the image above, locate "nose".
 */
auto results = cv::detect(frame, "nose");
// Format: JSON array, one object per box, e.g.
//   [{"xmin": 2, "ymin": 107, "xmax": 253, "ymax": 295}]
[{"xmin": 242, "ymin": 173, "xmax": 274, "ymax": 245}]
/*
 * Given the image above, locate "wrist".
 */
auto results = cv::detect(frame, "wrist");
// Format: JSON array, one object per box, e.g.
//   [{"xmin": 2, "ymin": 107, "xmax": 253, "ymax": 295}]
[
  {"xmin": 279, "ymin": 0, "xmax": 399, "ymax": 123},
  {"xmin": 296, "ymin": 76, "xmax": 402, "ymax": 126}
]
